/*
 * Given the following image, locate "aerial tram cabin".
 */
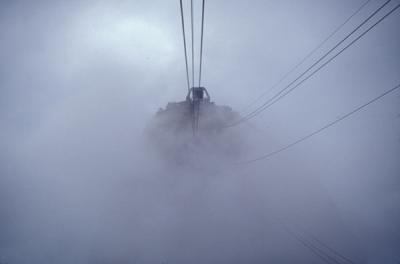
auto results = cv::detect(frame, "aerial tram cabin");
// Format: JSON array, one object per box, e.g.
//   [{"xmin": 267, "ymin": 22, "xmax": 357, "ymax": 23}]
[{"xmin": 186, "ymin": 87, "xmax": 210, "ymax": 103}]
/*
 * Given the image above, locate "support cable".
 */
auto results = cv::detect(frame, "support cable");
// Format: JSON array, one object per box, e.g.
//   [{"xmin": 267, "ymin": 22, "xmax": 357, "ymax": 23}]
[
  {"xmin": 240, "ymin": 0, "xmax": 372, "ymax": 113},
  {"xmin": 282, "ymin": 224, "xmax": 339, "ymax": 264},
  {"xmin": 237, "ymin": 2, "xmax": 400, "ymax": 124},
  {"xmin": 273, "ymin": 217, "xmax": 356, "ymax": 264},
  {"xmin": 191, "ymin": 0, "xmax": 195, "ymax": 89},
  {"xmin": 190, "ymin": 0, "xmax": 196, "ymax": 134},
  {"xmin": 179, "ymin": 0, "xmax": 191, "ymax": 92},
  {"xmin": 240, "ymin": 82, "xmax": 400, "ymax": 164},
  {"xmin": 309, "ymin": 235, "xmax": 357, "ymax": 264},
  {"xmin": 198, "ymin": 0, "xmax": 206, "ymax": 87},
  {"xmin": 230, "ymin": 0, "xmax": 393, "ymax": 127}
]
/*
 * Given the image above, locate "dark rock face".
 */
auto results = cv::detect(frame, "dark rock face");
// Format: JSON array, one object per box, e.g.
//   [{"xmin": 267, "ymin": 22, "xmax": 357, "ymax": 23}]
[{"xmin": 147, "ymin": 99, "xmax": 243, "ymax": 168}]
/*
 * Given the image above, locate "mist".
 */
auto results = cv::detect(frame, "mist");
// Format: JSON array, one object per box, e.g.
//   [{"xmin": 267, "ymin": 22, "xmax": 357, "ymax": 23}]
[{"xmin": 0, "ymin": 1, "xmax": 399, "ymax": 263}]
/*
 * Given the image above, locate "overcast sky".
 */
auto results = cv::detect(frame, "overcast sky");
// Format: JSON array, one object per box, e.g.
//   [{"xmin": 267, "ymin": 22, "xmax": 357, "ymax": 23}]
[{"xmin": 0, "ymin": 0, "xmax": 399, "ymax": 263}]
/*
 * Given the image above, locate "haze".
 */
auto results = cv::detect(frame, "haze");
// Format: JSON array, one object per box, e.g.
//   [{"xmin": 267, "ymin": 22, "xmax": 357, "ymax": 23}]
[{"xmin": 0, "ymin": 0, "xmax": 399, "ymax": 263}]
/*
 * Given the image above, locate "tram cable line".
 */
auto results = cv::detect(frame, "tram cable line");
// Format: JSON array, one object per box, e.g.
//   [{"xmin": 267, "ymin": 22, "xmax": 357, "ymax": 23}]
[
  {"xmin": 239, "ymin": 82, "xmax": 400, "ymax": 164},
  {"xmin": 240, "ymin": 0, "xmax": 372, "ymax": 113},
  {"xmin": 179, "ymin": 0, "xmax": 190, "ymax": 91},
  {"xmin": 179, "ymin": 0, "xmax": 207, "ymax": 91},
  {"xmin": 309, "ymin": 234, "xmax": 358, "ymax": 264},
  {"xmin": 191, "ymin": 0, "xmax": 195, "ymax": 89},
  {"xmin": 281, "ymin": 222, "xmax": 352, "ymax": 264},
  {"xmin": 198, "ymin": 0, "xmax": 205, "ymax": 87},
  {"xmin": 190, "ymin": 0, "xmax": 196, "ymax": 134},
  {"xmin": 230, "ymin": 0, "xmax": 394, "ymax": 127},
  {"xmin": 178, "ymin": 0, "xmax": 208, "ymax": 134},
  {"xmin": 234, "ymin": 1, "xmax": 400, "ymax": 126}
]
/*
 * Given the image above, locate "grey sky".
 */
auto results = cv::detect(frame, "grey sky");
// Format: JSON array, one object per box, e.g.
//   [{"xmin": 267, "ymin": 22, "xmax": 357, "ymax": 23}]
[{"xmin": 0, "ymin": 0, "xmax": 399, "ymax": 263}]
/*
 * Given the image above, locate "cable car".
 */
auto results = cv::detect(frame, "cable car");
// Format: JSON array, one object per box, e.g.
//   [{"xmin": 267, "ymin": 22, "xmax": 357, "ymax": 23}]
[{"xmin": 186, "ymin": 87, "xmax": 210, "ymax": 103}]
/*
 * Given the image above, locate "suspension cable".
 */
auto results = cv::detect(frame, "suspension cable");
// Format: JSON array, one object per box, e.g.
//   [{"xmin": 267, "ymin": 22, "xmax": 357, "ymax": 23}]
[
  {"xmin": 231, "ymin": 0, "xmax": 393, "ymax": 127},
  {"xmin": 179, "ymin": 0, "xmax": 190, "ymax": 92},
  {"xmin": 310, "ymin": 234, "xmax": 357, "ymax": 264},
  {"xmin": 240, "ymin": 82, "xmax": 400, "ymax": 164},
  {"xmin": 237, "ymin": 2, "xmax": 400, "ymax": 125},
  {"xmin": 191, "ymin": 0, "xmax": 195, "ymax": 89},
  {"xmin": 240, "ymin": 0, "xmax": 372, "ymax": 113},
  {"xmin": 282, "ymin": 224, "xmax": 339, "ymax": 264},
  {"xmin": 198, "ymin": 0, "xmax": 206, "ymax": 87}
]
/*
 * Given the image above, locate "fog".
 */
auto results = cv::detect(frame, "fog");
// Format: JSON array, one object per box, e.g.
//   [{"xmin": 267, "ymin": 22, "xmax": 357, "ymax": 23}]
[{"xmin": 0, "ymin": 0, "xmax": 399, "ymax": 263}]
